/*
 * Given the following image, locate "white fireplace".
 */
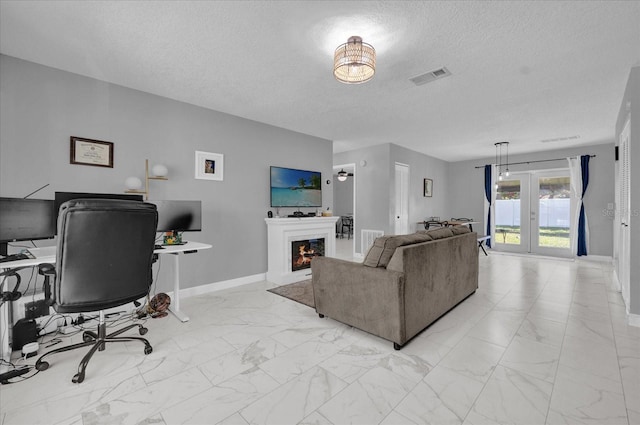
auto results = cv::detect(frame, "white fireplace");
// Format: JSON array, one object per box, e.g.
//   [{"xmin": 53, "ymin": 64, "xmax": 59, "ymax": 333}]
[{"xmin": 265, "ymin": 217, "xmax": 339, "ymax": 285}]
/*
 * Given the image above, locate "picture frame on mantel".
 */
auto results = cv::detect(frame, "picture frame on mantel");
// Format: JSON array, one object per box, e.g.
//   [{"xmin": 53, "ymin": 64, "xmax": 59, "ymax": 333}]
[
  {"xmin": 195, "ymin": 150, "xmax": 224, "ymax": 181},
  {"xmin": 423, "ymin": 178, "xmax": 433, "ymax": 197},
  {"xmin": 70, "ymin": 136, "xmax": 114, "ymax": 168}
]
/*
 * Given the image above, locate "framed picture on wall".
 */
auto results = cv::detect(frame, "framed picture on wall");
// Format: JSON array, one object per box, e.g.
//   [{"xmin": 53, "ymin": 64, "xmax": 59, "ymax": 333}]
[
  {"xmin": 195, "ymin": 150, "xmax": 224, "ymax": 181},
  {"xmin": 70, "ymin": 136, "xmax": 114, "ymax": 168},
  {"xmin": 423, "ymin": 178, "xmax": 433, "ymax": 197}
]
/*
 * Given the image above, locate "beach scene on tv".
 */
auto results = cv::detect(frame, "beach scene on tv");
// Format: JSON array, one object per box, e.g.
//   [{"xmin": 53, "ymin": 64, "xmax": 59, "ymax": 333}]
[{"xmin": 271, "ymin": 166, "xmax": 322, "ymax": 207}]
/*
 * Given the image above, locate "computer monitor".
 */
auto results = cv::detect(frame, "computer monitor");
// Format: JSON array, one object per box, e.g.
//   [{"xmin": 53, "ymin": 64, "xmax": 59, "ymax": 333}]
[
  {"xmin": 149, "ymin": 200, "xmax": 202, "ymax": 233},
  {"xmin": 54, "ymin": 192, "xmax": 144, "ymax": 233},
  {"xmin": 0, "ymin": 198, "xmax": 56, "ymax": 255}
]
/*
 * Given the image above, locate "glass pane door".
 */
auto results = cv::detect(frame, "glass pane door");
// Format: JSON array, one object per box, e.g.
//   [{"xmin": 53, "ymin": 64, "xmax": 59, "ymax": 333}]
[
  {"xmin": 534, "ymin": 174, "xmax": 571, "ymax": 253},
  {"xmin": 494, "ymin": 176, "xmax": 529, "ymax": 252}
]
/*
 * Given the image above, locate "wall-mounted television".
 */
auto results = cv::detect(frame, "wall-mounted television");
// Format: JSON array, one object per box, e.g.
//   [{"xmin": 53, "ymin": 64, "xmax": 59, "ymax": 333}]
[{"xmin": 270, "ymin": 166, "xmax": 322, "ymax": 208}]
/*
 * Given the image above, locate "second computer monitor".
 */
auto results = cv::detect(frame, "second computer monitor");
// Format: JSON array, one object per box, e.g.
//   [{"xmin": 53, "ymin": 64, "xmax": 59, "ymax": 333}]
[{"xmin": 150, "ymin": 200, "xmax": 202, "ymax": 233}]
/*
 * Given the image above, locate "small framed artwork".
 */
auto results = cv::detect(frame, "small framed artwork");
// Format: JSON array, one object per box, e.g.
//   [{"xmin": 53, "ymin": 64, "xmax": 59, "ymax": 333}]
[
  {"xmin": 70, "ymin": 136, "xmax": 114, "ymax": 168},
  {"xmin": 195, "ymin": 150, "xmax": 224, "ymax": 181},
  {"xmin": 423, "ymin": 178, "xmax": 433, "ymax": 197}
]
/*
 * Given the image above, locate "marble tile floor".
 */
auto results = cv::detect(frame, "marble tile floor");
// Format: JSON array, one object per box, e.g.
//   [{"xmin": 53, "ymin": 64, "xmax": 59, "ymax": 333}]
[{"xmin": 1, "ymin": 253, "xmax": 639, "ymax": 425}]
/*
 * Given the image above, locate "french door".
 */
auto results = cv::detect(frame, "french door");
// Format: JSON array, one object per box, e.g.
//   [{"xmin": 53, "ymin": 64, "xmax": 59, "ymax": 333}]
[{"xmin": 494, "ymin": 170, "xmax": 572, "ymax": 257}]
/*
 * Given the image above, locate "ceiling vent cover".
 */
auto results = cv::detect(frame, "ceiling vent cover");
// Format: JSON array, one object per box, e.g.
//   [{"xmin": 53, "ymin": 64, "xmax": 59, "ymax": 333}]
[
  {"xmin": 410, "ymin": 67, "xmax": 451, "ymax": 86},
  {"xmin": 540, "ymin": 135, "xmax": 581, "ymax": 143}
]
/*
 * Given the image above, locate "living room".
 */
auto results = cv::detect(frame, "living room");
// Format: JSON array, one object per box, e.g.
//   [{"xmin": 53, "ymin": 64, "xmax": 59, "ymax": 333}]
[{"xmin": 1, "ymin": 2, "xmax": 639, "ymax": 424}]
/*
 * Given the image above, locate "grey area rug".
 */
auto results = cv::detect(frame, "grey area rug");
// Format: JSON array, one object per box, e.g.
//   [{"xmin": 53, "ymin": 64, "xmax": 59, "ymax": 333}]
[{"xmin": 267, "ymin": 279, "xmax": 315, "ymax": 308}]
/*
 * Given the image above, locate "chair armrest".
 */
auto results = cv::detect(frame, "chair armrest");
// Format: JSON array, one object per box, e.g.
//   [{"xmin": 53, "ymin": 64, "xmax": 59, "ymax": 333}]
[{"xmin": 38, "ymin": 263, "xmax": 56, "ymax": 305}]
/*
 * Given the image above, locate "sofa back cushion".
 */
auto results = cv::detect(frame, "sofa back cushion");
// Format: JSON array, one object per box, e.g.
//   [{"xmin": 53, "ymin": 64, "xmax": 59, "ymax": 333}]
[
  {"xmin": 424, "ymin": 227, "xmax": 454, "ymax": 239},
  {"xmin": 364, "ymin": 233, "xmax": 432, "ymax": 268},
  {"xmin": 451, "ymin": 225, "xmax": 471, "ymax": 235}
]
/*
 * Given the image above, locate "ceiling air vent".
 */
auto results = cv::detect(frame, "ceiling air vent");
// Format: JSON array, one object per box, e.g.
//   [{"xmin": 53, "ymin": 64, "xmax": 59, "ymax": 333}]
[
  {"xmin": 540, "ymin": 135, "xmax": 581, "ymax": 143},
  {"xmin": 409, "ymin": 67, "xmax": 451, "ymax": 86}
]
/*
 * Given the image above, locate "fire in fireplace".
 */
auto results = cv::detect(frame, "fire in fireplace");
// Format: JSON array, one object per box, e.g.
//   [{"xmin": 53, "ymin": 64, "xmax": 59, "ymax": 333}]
[{"xmin": 291, "ymin": 238, "xmax": 325, "ymax": 271}]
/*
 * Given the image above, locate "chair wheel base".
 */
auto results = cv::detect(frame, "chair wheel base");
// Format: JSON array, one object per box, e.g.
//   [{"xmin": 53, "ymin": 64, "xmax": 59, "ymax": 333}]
[
  {"xmin": 144, "ymin": 346, "xmax": 153, "ymax": 355},
  {"xmin": 318, "ymin": 313, "xmax": 324, "ymax": 318},
  {"xmin": 35, "ymin": 361, "xmax": 49, "ymax": 371},
  {"xmin": 72, "ymin": 373, "xmax": 84, "ymax": 383},
  {"xmin": 139, "ymin": 327, "xmax": 148, "ymax": 336}
]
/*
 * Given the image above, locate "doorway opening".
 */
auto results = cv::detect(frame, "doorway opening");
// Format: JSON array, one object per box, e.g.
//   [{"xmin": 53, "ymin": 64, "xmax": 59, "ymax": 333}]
[{"xmin": 333, "ymin": 163, "xmax": 356, "ymax": 260}]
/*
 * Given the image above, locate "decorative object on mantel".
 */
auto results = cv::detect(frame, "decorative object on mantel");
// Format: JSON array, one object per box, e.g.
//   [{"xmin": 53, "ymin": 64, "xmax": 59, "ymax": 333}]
[
  {"xmin": 334, "ymin": 36, "xmax": 376, "ymax": 84},
  {"xmin": 124, "ymin": 159, "xmax": 168, "ymax": 200},
  {"xmin": 70, "ymin": 136, "xmax": 114, "ymax": 168},
  {"xmin": 195, "ymin": 150, "xmax": 224, "ymax": 181},
  {"xmin": 423, "ymin": 178, "xmax": 433, "ymax": 197}
]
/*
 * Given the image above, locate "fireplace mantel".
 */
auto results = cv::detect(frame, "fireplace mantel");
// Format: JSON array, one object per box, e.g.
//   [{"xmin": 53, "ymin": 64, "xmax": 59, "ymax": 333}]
[{"xmin": 265, "ymin": 217, "xmax": 339, "ymax": 285}]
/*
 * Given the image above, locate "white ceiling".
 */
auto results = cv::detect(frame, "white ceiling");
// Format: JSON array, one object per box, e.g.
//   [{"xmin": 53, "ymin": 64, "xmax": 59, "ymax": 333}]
[{"xmin": 1, "ymin": 1, "xmax": 639, "ymax": 162}]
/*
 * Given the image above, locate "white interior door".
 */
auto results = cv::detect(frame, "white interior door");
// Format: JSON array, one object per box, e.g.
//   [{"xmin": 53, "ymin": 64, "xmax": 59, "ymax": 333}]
[
  {"xmin": 394, "ymin": 163, "xmax": 409, "ymax": 235},
  {"xmin": 619, "ymin": 119, "xmax": 631, "ymax": 308}
]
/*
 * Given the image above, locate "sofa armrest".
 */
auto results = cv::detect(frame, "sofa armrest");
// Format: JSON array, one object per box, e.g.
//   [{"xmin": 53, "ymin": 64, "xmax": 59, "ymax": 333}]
[{"xmin": 311, "ymin": 257, "xmax": 406, "ymax": 344}]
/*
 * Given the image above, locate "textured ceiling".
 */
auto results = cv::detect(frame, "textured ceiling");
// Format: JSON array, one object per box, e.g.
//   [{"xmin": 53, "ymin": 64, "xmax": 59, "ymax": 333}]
[{"xmin": 1, "ymin": 1, "xmax": 639, "ymax": 162}]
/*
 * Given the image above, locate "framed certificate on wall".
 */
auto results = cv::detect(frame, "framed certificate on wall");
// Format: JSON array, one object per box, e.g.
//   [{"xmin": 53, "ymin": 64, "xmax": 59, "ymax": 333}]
[{"xmin": 70, "ymin": 136, "xmax": 114, "ymax": 168}]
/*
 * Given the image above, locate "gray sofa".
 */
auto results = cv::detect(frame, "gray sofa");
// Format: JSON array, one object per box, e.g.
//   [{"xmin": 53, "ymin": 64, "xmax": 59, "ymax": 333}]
[{"xmin": 311, "ymin": 226, "xmax": 479, "ymax": 349}]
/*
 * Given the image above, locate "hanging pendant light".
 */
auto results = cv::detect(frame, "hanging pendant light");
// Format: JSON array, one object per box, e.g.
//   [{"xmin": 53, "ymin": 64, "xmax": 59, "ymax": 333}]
[
  {"xmin": 334, "ymin": 36, "xmax": 376, "ymax": 84},
  {"xmin": 495, "ymin": 142, "xmax": 510, "ymax": 181},
  {"xmin": 337, "ymin": 169, "xmax": 349, "ymax": 181}
]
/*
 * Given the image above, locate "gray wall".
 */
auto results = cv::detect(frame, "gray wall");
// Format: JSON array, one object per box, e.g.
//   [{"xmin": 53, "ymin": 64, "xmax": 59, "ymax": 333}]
[
  {"xmin": 0, "ymin": 54, "xmax": 333, "ymax": 292},
  {"xmin": 389, "ymin": 144, "xmax": 450, "ymax": 232},
  {"xmin": 334, "ymin": 143, "xmax": 450, "ymax": 254},
  {"xmin": 448, "ymin": 143, "xmax": 615, "ymax": 256},
  {"xmin": 616, "ymin": 66, "xmax": 640, "ymax": 315},
  {"xmin": 334, "ymin": 144, "xmax": 391, "ymax": 254}
]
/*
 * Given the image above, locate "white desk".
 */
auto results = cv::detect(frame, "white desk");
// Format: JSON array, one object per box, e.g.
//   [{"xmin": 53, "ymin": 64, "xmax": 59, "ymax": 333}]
[
  {"xmin": 0, "ymin": 241, "xmax": 211, "ymax": 365},
  {"xmin": 154, "ymin": 241, "xmax": 212, "ymax": 322}
]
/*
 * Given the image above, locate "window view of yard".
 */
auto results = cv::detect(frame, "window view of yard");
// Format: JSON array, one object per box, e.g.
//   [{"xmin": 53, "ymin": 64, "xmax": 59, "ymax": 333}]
[
  {"xmin": 495, "ymin": 176, "xmax": 571, "ymax": 249},
  {"xmin": 495, "ymin": 225, "xmax": 570, "ymax": 247}
]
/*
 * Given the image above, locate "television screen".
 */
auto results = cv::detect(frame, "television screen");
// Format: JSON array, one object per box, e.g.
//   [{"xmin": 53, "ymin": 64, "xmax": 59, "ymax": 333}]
[
  {"xmin": 0, "ymin": 198, "xmax": 56, "ymax": 243},
  {"xmin": 149, "ymin": 200, "xmax": 202, "ymax": 232},
  {"xmin": 270, "ymin": 166, "xmax": 322, "ymax": 207}
]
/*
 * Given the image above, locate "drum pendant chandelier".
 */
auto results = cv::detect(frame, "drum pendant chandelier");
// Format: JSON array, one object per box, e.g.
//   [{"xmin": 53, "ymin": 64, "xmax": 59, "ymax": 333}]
[{"xmin": 333, "ymin": 36, "xmax": 376, "ymax": 84}]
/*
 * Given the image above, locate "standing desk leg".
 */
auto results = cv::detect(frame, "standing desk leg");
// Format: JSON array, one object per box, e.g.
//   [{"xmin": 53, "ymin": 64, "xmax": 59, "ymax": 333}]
[{"xmin": 168, "ymin": 253, "xmax": 190, "ymax": 322}]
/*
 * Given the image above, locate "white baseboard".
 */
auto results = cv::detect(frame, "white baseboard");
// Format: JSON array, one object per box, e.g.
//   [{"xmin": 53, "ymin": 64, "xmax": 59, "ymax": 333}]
[
  {"xmin": 576, "ymin": 255, "xmax": 614, "ymax": 263},
  {"xmin": 167, "ymin": 272, "xmax": 267, "ymax": 300},
  {"xmin": 629, "ymin": 313, "xmax": 640, "ymax": 328}
]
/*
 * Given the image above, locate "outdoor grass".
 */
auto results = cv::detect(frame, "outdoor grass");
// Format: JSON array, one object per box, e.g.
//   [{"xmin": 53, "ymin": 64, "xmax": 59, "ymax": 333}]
[{"xmin": 495, "ymin": 226, "xmax": 570, "ymax": 248}]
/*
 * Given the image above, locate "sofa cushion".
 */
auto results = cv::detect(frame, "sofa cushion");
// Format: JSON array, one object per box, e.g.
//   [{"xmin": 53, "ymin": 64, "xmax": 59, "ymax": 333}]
[
  {"xmin": 364, "ymin": 233, "xmax": 432, "ymax": 268},
  {"xmin": 425, "ymin": 227, "xmax": 454, "ymax": 239},
  {"xmin": 451, "ymin": 225, "xmax": 471, "ymax": 235}
]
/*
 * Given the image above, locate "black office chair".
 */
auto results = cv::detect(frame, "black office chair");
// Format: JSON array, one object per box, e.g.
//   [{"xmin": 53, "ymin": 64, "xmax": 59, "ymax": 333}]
[{"xmin": 35, "ymin": 199, "xmax": 158, "ymax": 383}]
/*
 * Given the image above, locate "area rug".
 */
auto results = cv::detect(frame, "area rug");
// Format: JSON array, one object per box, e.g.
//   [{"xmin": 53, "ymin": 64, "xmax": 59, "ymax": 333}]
[{"xmin": 267, "ymin": 279, "xmax": 315, "ymax": 308}]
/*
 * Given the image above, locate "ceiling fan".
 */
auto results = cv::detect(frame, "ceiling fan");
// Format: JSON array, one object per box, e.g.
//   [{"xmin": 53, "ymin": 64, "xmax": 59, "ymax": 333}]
[{"xmin": 337, "ymin": 169, "xmax": 353, "ymax": 181}]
